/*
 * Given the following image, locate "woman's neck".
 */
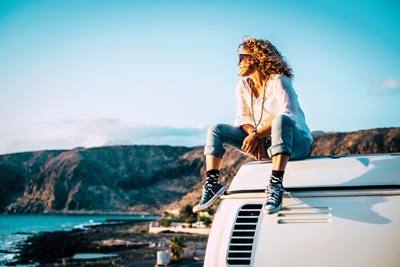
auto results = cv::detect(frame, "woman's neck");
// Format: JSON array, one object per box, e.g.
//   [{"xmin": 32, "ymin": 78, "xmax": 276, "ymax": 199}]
[{"xmin": 250, "ymin": 71, "xmax": 267, "ymax": 92}]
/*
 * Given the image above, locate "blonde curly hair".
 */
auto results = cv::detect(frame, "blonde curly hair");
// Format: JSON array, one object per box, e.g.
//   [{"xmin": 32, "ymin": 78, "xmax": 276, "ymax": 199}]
[{"xmin": 237, "ymin": 36, "xmax": 293, "ymax": 80}]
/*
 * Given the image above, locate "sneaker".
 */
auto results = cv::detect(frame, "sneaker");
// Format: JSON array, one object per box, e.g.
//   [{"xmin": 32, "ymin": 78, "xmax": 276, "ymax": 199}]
[
  {"xmin": 192, "ymin": 184, "xmax": 226, "ymax": 213},
  {"xmin": 264, "ymin": 183, "xmax": 284, "ymax": 214}
]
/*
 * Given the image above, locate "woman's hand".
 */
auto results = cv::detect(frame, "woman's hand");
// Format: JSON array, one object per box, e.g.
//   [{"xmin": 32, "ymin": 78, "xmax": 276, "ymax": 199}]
[
  {"xmin": 240, "ymin": 125, "xmax": 268, "ymax": 161},
  {"xmin": 242, "ymin": 132, "xmax": 259, "ymax": 156},
  {"xmin": 253, "ymin": 142, "xmax": 266, "ymax": 161}
]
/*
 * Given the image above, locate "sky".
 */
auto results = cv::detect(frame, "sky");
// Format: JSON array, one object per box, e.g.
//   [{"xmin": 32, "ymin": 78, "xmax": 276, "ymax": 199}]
[{"xmin": 0, "ymin": 0, "xmax": 399, "ymax": 155}]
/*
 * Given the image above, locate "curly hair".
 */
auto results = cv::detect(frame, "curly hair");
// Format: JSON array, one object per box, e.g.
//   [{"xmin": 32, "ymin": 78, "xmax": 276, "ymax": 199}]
[{"xmin": 237, "ymin": 36, "xmax": 293, "ymax": 80}]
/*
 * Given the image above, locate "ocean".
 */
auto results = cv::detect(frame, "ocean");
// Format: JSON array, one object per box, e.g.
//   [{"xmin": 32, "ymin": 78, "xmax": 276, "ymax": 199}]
[{"xmin": 0, "ymin": 214, "xmax": 160, "ymax": 266}]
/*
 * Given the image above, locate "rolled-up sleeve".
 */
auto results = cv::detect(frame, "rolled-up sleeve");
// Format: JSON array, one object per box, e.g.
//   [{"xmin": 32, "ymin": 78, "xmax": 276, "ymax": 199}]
[
  {"xmin": 234, "ymin": 81, "xmax": 253, "ymax": 127},
  {"xmin": 274, "ymin": 76, "xmax": 300, "ymax": 118},
  {"xmin": 273, "ymin": 76, "xmax": 312, "ymax": 143}
]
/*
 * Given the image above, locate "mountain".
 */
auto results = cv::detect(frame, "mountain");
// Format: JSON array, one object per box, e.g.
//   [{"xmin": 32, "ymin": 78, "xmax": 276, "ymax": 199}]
[{"xmin": 0, "ymin": 127, "xmax": 399, "ymax": 214}]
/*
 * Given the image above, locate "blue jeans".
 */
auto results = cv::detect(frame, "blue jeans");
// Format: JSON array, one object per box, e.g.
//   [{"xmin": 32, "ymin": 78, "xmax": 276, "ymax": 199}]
[{"xmin": 204, "ymin": 114, "xmax": 311, "ymax": 159}]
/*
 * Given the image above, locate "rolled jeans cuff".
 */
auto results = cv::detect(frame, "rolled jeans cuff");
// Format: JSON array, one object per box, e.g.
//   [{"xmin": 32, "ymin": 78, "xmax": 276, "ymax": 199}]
[
  {"xmin": 204, "ymin": 145, "xmax": 226, "ymax": 158},
  {"xmin": 267, "ymin": 143, "xmax": 294, "ymax": 158}
]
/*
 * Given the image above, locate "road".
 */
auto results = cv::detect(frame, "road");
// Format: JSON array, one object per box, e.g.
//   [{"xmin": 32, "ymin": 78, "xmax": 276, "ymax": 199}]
[{"xmin": 170, "ymin": 259, "xmax": 204, "ymax": 266}]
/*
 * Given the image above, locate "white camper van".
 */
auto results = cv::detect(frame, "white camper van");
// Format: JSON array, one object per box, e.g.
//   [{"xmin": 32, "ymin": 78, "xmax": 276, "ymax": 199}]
[{"xmin": 204, "ymin": 153, "xmax": 400, "ymax": 267}]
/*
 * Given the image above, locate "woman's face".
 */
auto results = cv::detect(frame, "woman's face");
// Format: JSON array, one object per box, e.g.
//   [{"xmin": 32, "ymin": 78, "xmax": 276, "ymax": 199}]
[{"xmin": 237, "ymin": 47, "xmax": 256, "ymax": 77}]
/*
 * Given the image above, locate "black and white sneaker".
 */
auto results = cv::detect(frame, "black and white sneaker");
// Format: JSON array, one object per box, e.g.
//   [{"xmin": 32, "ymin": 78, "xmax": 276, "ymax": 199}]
[
  {"xmin": 264, "ymin": 183, "xmax": 284, "ymax": 214},
  {"xmin": 192, "ymin": 184, "xmax": 226, "ymax": 213}
]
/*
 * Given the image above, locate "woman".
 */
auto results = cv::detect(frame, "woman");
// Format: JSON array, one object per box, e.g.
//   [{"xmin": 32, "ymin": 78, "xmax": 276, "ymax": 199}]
[{"xmin": 193, "ymin": 37, "xmax": 313, "ymax": 214}]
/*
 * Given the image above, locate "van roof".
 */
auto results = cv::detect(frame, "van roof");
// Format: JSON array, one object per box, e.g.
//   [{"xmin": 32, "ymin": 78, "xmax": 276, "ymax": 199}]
[{"xmin": 228, "ymin": 153, "xmax": 400, "ymax": 191}]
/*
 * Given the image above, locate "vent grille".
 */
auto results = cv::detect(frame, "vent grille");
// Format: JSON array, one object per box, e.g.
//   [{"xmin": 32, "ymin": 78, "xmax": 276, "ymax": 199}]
[
  {"xmin": 227, "ymin": 204, "xmax": 262, "ymax": 266},
  {"xmin": 277, "ymin": 206, "xmax": 332, "ymax": 224}
]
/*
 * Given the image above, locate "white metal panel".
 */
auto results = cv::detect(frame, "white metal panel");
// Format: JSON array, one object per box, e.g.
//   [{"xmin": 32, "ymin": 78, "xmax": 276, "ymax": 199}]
[
  {"xmin": 253, "ymin": 194, "xmax": 400, "ymax": 267},
  {"xmin": 206, "ymin": 192, "xmax": 400, "ymax": 267},
  {"xmin": 206, "ymin": 154, "xmax": 400, "ymax": 267},
  {"xmin": 229, "ymin": 154, "xmax": 400, "ymax": 191}
]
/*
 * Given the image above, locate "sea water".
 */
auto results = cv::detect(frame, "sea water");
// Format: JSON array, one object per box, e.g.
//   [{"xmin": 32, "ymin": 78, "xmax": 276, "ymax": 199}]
[{"xmin": 0, "ymin": 214, "xmax": 160, "ymax": 265}]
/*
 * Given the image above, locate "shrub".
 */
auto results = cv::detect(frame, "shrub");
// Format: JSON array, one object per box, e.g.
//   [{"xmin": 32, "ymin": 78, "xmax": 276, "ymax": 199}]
[{"xmin": 200, "ymin": 216, "xmax": 212, "ymax": 227}]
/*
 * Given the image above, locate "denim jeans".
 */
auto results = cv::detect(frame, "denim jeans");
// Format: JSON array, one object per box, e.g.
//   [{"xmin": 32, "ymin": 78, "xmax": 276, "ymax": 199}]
[{"xmin": 204, "ymin": 114, "xmax": 311, "ymax": 160}]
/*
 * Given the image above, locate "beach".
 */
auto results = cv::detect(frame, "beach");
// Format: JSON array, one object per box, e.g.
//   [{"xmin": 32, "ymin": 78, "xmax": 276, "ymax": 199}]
[{"xmin": 9, "ymin": 220, "xmax": 208, "ymax": 266}]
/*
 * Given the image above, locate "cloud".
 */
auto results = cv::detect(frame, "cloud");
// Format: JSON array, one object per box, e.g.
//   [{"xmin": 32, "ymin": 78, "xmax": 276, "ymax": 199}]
[
  {"xmin": 372, "ymin": 78, "xmax": 400, "ymax": 94},
  {"xmin": 0, "ymin": 118, "xmax": 208, "ymax": 155}
]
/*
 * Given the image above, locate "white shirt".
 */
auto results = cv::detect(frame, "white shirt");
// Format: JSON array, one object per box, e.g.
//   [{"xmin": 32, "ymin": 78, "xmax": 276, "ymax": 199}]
[{"xmin": 235, "ymin": 74, "xmax": 313, "ymax": 144}]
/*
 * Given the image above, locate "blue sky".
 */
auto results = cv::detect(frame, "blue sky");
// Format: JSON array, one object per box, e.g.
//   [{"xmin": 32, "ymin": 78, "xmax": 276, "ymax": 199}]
[{"xmin": 0, "ymin": 0, "xmax": 399, "ymax": 155}]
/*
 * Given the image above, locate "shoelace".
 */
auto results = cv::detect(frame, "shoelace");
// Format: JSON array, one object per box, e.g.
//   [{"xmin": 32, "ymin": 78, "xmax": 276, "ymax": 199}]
[
  {"xmin": 201, "ymin": 186, "xmax": 214, "ymax": 199},
  {"xmin": 265, "ymin": 185, "xmax": 283, "ymax": 204}
]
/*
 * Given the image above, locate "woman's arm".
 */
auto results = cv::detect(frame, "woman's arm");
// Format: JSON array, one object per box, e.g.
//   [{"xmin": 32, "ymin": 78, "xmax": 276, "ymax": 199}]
[{"xmin": 241, "ymin": 124, "xmax": 270, "ymax": 161}]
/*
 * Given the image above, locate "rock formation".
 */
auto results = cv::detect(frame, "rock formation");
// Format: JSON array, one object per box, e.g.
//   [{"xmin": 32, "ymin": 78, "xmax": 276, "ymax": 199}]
[{"xmin": 0, "ymin": 127, "xmax": 399, "ymax": 214}]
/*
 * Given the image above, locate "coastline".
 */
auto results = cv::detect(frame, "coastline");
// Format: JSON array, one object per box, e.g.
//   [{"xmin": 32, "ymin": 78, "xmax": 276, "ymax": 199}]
[{"xmin": 9, "ymin": 220, "xmax": 208, "ymax": 266}]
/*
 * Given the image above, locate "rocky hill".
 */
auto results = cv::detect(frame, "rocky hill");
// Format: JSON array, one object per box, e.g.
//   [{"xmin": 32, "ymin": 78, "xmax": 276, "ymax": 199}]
[{"xmin": 0, "ymin": 127, "xmax": 399, "ymax": 215}]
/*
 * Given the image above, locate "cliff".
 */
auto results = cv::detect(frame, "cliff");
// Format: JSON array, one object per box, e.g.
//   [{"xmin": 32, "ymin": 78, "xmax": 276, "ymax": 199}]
[{"xmin": 1, "ymin": 127, "xmax": 399, "ymax": 214}]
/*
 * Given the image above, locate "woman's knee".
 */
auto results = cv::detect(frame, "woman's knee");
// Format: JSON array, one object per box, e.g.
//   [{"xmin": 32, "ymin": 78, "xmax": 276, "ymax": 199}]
[
  {"xmin": 208, "ymin": 123, "xmax": 228, "ymax": 132},
  {"xmin": 207, "ymin": 123, "xmax": 232, "ymax": 139},
  {"xmin": 206, "ymin": 124, "xmax": 229, "ymax": 146},
  {"xmin": 205, "ymin": 124, "xmax": 228, "ymax": 158},
  {"xmin": 208, "ymin": 123, "xmax": 220, "ymax": 134},
  {"xmin": 272, "ymin": 114, "xmax": 293, "ymax": 129}
]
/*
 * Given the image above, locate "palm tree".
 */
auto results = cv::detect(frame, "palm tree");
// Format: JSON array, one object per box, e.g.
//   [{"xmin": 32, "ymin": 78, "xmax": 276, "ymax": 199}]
[{"xmin": 169, "ymin": 236, "xmax": 186, "ymax": 261}]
